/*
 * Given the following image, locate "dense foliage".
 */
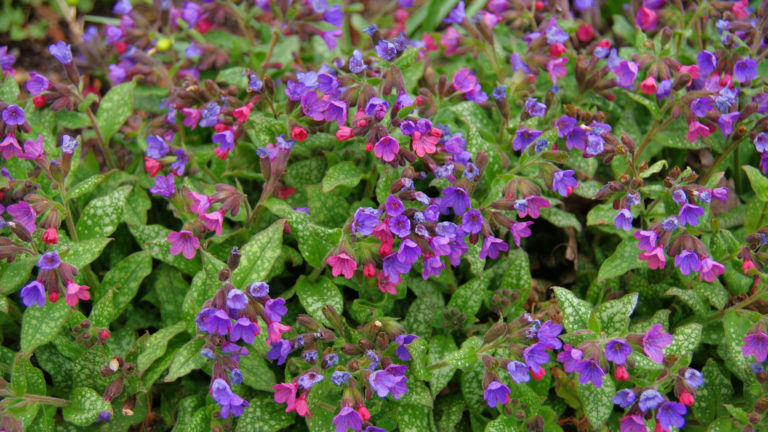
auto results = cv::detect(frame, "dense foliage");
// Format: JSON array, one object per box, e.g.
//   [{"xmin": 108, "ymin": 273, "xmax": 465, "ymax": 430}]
[{"xmin": 1, "ymin": 0, "xmax": 768, "ymax": 431}]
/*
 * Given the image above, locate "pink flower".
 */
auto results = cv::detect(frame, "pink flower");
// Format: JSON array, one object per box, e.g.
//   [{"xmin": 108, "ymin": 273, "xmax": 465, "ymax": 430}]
[
  {"xmin": 699, "ymin": 257, "xmax": 725, "ymax": 282},
  {"xmin": 65, "ymin": 281, "xmax": 90, "ymax": 307},
  {"xmin": 272, "ymin": 382, "xmax": 298, "ymax": 412},
  {"xmin": 187, "ymin": 191, "xmax": 211, "ymax": 216},
  {"xmin": 0, "ymin": 134, "xmax": 22, "ymax": 159},
  {"xmin": 327, "ymin": 252, "xmax": 357, "ymax": 279},
  {"xmin": 635, "ymin": 7, "xmax": 657, "ymax": 31},
  {"xmin": 440, "ymin": 27, "xmax": 461, "ymax": 56},
  {"xmin": 686, "ymin": 120, "xmax": 711, "ymax": 142},
  {"xmin": 267, "ymin": 320, "xmax": 292, "ymax": 344},
  {"xmin": 639, "ymin": 76, "xmax": 657, "ymax": 95},
  {"xmin": 200, "ymin": 210, "xmax": 223, "ymax": 235},
  {"xmin": 295, "ymin": 393, "xmax": 311, "ymax": 418},
  {"xmin": 168, "ymin": 230, "xmax": 200, "ymax": 259},
  {"xmin": 181, "ymin": 108, "xmax": 201, "ymax": 129},
  {"xmin": 547, "ymin": 57, "xmax": 568, "ymax": 84},
  {"xmin": 377, "ymin": 272, "xmax": 398, "ymax": 295},
  {"xmin": 639, "ymin": 246, "xmax": 666, "ymax": 270},
  {"xmin": 411, "ymin": 130, "xmax": 439, "ymax": 157}
]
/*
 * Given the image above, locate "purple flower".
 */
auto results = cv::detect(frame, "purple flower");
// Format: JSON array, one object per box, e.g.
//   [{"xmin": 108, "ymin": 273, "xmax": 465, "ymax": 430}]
[
  {"xmin": 662, "ymin": 216, "xmax": 679, "ymax": 231},
  {"xmin": 230, "ymin": 318, "xmax": 260, "ymax": 344},
  {"xmin": 322, "ymin": 29, "xmax": 343, "ymax": 50},
  {"xmin": 461, "ymin": 209, "xmax": 483, "ymax": 234},
  {"xmin": 298, "ymin": 371, "xmax": 324, "ymax": 389},
  {"xmin": 444, "ymin": 1, "xmax": 465, "ymax": 24},
  {"xmin": 699, "ymin": 257, "xmax": 725, "ymax": 282},
  {"xmin": 675, "ymin": 249, "xmax": 702, "ymax": 276},
  {"xmin": 619, "ymin": 415, "xmax": 646, "ymax": 432},
  {"xmin": 61, "ymin": 134, "xmax": 79, "ymax": 155},
  {"xmin": 612, "ymin": 389, "xmax": 636, "ymax": 408},
  {"xmin": 332, "ymin": 371, "xmax": 352, "ymax": 386},
  {"xmin": 349, "ymin": 50, "xmax": 366, "ymax": 73},
  {"xmin": 37, "ymin": 251, "xmax": 61, "ymax": 270},
  {"xmin": 7, "ymin": 201, "xmax": 36, "ymax": 234},
  {"xmin": 25, "ymin": 72, "xmax": 49, "ymax": 95},
  {"xmin": 697, "ymin": 50, "xmax": 717, "ymax": 77},
  {"xmin": 382, "ymin": 253, "xmax": 411, "ymax": 283},
  {"xmin": 506, "ymin": 360, "xmax": 530, "ymax": 384},
  {"xmin": 145, "ymin": 135, "xmax": 169, "ymax": 159},
  {"xmin": 525, "ymin": 98, "xmax": 546, "ymax": 117},
  {"xmin": 226, "ymin": 289, "xmax": 248, "ymax": 310},
  {"xmin": 733, "ymin": 58, "xmax": 758, "ymax": 83},
  {"xmin": 512, "ymin": 128, "xmax": 543, "ymax": 151},
  {"xmin": 204, "ymin": 309, "xmax": 232, "ymax": 336},
  {"xmin": 20, "ymin": 281, "xmax": 46, "ymax": 307},
  {"xmin": 684, "ymin": 369, "xmax": 704, "ymax": 388},
  {"xmin": 365, "ymin": 97, "xmax": 389, "ymax": 121},
  {"xmin": 0, "ymin": 46, "xmax": 16, "ymax": 72},
  {"xmin": 265, "ymin": 298, "xmax": 287, "ymax": 322},
  {"xmin": 397, "ymin": 239, "xmax": 421, "ymax": 264},
  {"xmin": 678, "ymin": 203, "xmax": 704, "ymax": 226},
  {"xmin": 614, "ymin": 209, "xmax": 633, "ymax": 231},
  {"xmin": 605, "ymin": 340, "xmax": 632, "ymax": 365},
  {"xmin": 491, "ymin": 86, "xmax": 507, "ymax": 101},
  {"xmin": 375, "ymin": 40, "xmax": 397, "ymax": 60},
  {"xmin": 301, "ymin": 91, "xmax": 328, "ymax": 121},
  {"xmin": 483, "ymin": 381, "xmax": 510, "ymax": 408},
  {"xmin": 537, "ymin": 320, "xmax": 562, "ymax": 349},
  {"xmin": 718, "ymin": 111, "xmax": 740, "ymax": 136},
  {"xmin": 557, "ymin": 345, "xmax": 583, "ymax": 372},
  {"xmin": 638, "ymin": 389, "xmax": 665, "ymax": 412},
  {"xmin": 374, "ymin": 136, "xmax": 399, "ymax": 162},
  {"xmin": 656, "ymin": 402, "xmax": 687, "ymax": 430},
  {"xmin": 754, "ymin": 132, "xmax": 768, "ymax": 153},
  {"xmin": 368, "ymin": 365, "xmax": 409, "ymax": 399},
  {"xmin": 199, "ymin": 102, "xmax": 221, "ymax": 128},
  {"xmin": 452, "ymin": 68, "xmax": 477, "ymax": 93},
  {"xmin": 552, "ymin": 170, "xmax": 578, "ymax": 197},
  {"xmin": 210, "ymin": 378, "xmax": 249, "ymax": 418},
  {"xmin": 267, "ymin": 340, "xmax": 292, "ymax": 365},
  {"xmin": 574, "ymin": 360, "xmax": 605, "ymax": 387},
  {"xmin": 353, "ymin": 207, "xmax": 381, "ymax": 236},
  {"xmin": 2, "ymin": 105, "xmax": 25, "ymax": 126},
  {"xmin": 743, "ymin": 332, "xmax": 768, "ymax": 362},
  {"xmin": 523, "ymin": 342, "xmax": 549, "ymax": 372},
  {"xmin": 479, "ymin": 236, "xmax": 508, "ymax": 260},
  {"xmin": 385, "ymin": 196, "xmax": 404, "ymax": 217},
  {"xmin": 150, "ymin": 173, "xmax": 176, "ymax": 197},
  {"xmin": 169, "ymin": 230, "xmax": 201, "ymax": 260},
  {"xmin": 48, "ymin": 41, "xmax": 73, "ymax": 65},
  {"xmin": 422, "ymin": 255, "xmax": 444, "ymax": 279},
  {"xmin": 657, "ymin": 79, "xmax": 672, "ymax": 99},
  {"xmin": 614, "ymin": 60, "xmax": 638, "ymax": 88},
  {"xmin": 332, "ymin": 406, "xmax": 362, "ymax": 432},
  {"xmin": 0, "ymin": 135, "xmax": 21, "ymax": 159},
  {"xmin": 389, "ymin": 215, "xmax": 411, "ymax": 238},
  {"xmin": 395, "ymin": 334, "xmax": 418, "ymax": 361},
  {"xmin": 642, "ymin": 324, "xmax": 673, "ymax": 363},
  {"xmin": 440, "ymin": 187, "xmax": 470, "ymax": 216},
  {"xmin": 634, "ymin": 230, "xmax": 657, "ymax": 250},
  {"xmin": 323, "ymin": 5, "xmax": 343, "ymax": 26},
  {"xmin": 691, "ymin": 97, "xmax": 712, "ymax": 117}
]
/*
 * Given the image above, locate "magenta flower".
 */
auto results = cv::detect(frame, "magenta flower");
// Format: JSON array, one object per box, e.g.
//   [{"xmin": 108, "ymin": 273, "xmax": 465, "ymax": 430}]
[
  {"xmin": 619, "ymin": 415, "xmax": 646, "ymax": 432},
  {"xmin": 479, "ymin": 235, "xmax": 508, "ymax": 259},
  {"xmin": 633, "ymin": 229, "xmax": 657, "ymax": 250},
  {"xmin": 7, "ymin": 201, "xmax": 36, "ymax": 234},
  {"xmin": 452, "ymin": 68, "xmax": 477, "ymax": 93},
  {"xmin": 266, "ymin": 320, "xmax": 292, "ymax": 344},
  {"xmin": 547, "ymin": 57, "xmax": 568, "ymax": 84},
  {"xmin": 0, "ymin": 135, "xmax": 22, "ymax": 159},
  {"xmin": 742, "ymin": 332, "xmax": 768, "ymax": 362},
  {"xmin": 374, "ymin": 136, "xmax": 399, "ymax": 162},
  {"xmin": 613, "ymin": 60, "xmax": 638, "ymax": 88},
  {"xmin": 327, "ymin": 252, "xmax": 357, "ymax": 279},
  {"xmin": 272, "ymin": 381, "xmax": 298, "ymax": 412},
  {"xmin": 574, "ymin": 360, "xmax": 605, "ymax": 387},
  {"xmin": 639, "ymin": 246, "xmax": 666, "ymax": 270},
  {"xmin": 686, "ymin": 120, "xmax": 711, "ymax": 142},
  {"xmin": 698, "ymin": 257, "xmax": 724, "ymax": 282},
  {"xmin": 200, "ymin": 211, "xmax": 224, "ymax": 235},
  {"xmin": 65, "ymin": 281, "xmax": 91, "ymax": 307},
  {"xmin": 19, "ymin": 135, "xmax": 44, "ymax": 160},
  {"xmin": 510, "ymin": 221, "xmax": 533, "ymax": 247},
  {"xmin": 167, "ymin": 230, "xmax": 200, "ymax": 259},
  {"xmin": 642, "ymin": 324, "xmax": 673, "ymax": 363}
]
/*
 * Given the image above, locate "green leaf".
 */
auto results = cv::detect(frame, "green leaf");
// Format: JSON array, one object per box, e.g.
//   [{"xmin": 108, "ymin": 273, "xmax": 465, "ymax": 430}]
[
  {"xmin": 216, "ymin": 66, "xmax": 248, "ymax": 89},
  {"xmin": 75, "ymin": 185, "xmax": 131, "ymax": 240},
  {"xmin": 666, "ymin": 323, "xmax": 702, "ymax": 357},
  {"xmin": 90, "ymin": 251, "xmax": 152, "ymax": 327},
  {"xmin": 444, "ymin": 336, "xmax": 482, "ymax": 370},
  {"xmin": 460, "ymin": 361, "xmax": 486, "ymax": 415},
  {"xmin": 129, "ymin": 224, "xmax": 201, "ymax": 275},
  {"xmin": 239, "ymin": 351, "xmax": 276, "ymax": 392},
  {"xmin": 295, "ymin": 275, "xmax": 343, "ymax": 327},
  {"xmin": 540, "ymin": 206, "xmax": 583, "ymax": 232},
  {"xmin": 21, "ymin": 298, "xmax": 69, "ymax": 354},
  {"xmin": 398, "ymin": 404, "xmax": 433, "ymax": 432},
  {"xmin": 322, "ymin": 161, "xmax": 366, "ymax": 192},
  {"xmin": 592, "ymin": 292, "xmax": 638, "ymax": 336},
  {"xmin": 264, "ymin": 198, "xmax": 341, "ymax": 267},
  {"xmin": 394, "ymin": 48, "xmax": 419, "ymax": 69},
  {"xmin": 577, "ymin": 377, "xmax": 615, "ymax": 428},
  {"xmin": 666, "ymin": 287, "xmax": 708, "ymax": 317},
  {"xmin": 285, "ymin": 157, "xmax": 326, "ymax": 188},
  {"xmin": 1, "ymin": 76, "xmax": 20, "ymax": 101},
  {"xmin": 586, "ymin": 202, "xmax": 617, "ymax": 226},
  {"xmin": 693, "ymin": 359, "xmax": 734, "ymax": 424},
  {"xmin": 62, "ymin": 387, "xmax": 111, "ymax": 426},
  {"xmin": 236, "ymin": 394, "xmax": 295, "ymax": 432},
  {"xmin": 231, "ymin": 220, "xmax": 284, "ymax": 287},
  {"xmin": 136, "ymin": 322, "xmax": 186, "ymax": 373},
  {"xmin": 54, "ymin": 237, "xmax": 112, "ymax": 269},
  {"xmin": 406, "ymin": 289, "xmax": 443, "ymax": 338},
  {"xmin": 447, "ymin": 278, "xmax": 489, "ymax": 321},
  {"xmin": 122, "ymin": 186, "xmax": 151, "ymax": 225},
  {"xmin": 597, "ymin": 238, "xmax": 644, "ymax": 282},
  {"xmin": 484, "ymin": 416, "xmax": 520, "ymax": 432},
  {"xmin": 67, "ymin": 174, "xmax": 106, "ymax": 201},
  {"xmin": 307, "ymin": 185, "xmax": 350, "ymax": 227},
  {"xmin": 742, "ymin": 165, "xmax": 768, "ymax": 201},
  {"xmin": 96, "ymin": 80, "xmax": 135, "ymax": 144},
  {"xmin": 164, "ymin": 338, "xmax": 207, "ymax": 382},
  {"xmin": 466, "ymin": 126, "xmax": 501, "ymax": 181},
  {"xmin": 498, "ymin": 249, "xmax": 532, "ymax": 307},
  {"xmin": 640, "ymin": 160, "xmax": 668, "ymax": 179},
  {"xmin": 553, "ymin": 287, "xmax": 592, "ymax": 332},
  {"xmin": 623, "ymin": 90, "xmax": 661, "ymax": 118},
  {"xmin": 449, "ymin": 102, "xmax": 494, "ymax": 137},
  {"xmin": 722, "ymin": 310, "xmax": 758, "ymax": 381},
  {"xmin": 0, "ymin": 255, "xmax": 36, "ymax": 295}
]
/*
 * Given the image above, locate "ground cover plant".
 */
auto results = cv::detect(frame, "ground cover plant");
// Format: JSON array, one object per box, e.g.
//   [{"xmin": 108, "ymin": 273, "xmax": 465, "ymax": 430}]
[{"xmin": 1, "ymin": 0, "xmax": 768, "ymax": 431}]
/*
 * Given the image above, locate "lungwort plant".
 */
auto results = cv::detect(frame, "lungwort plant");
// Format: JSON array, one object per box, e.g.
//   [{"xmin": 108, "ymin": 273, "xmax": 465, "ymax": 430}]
[{"xmin": 1, "ymin": 0, "xmax": 768, "ymax": 431}]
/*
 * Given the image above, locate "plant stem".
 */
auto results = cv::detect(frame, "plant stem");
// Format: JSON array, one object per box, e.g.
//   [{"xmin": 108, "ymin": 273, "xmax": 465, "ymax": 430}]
[
  {"xmin": 84, "ymin": 107, "xmax": 117, "ymax": 170},
  {"xmin": 0, "ymin": 389, "xmax": 69, "ymax": 407},
  {"xmin": 700, "ymin": 136, "xmax": 745, "ymax": 185}
]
